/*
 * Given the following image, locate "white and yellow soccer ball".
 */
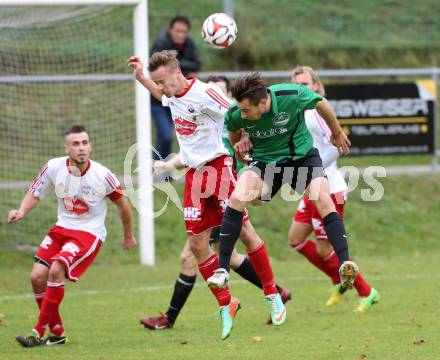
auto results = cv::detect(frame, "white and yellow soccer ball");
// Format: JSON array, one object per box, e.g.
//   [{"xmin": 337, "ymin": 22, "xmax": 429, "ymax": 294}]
[{"xmin": 201, "ymin": 13, "xmax": 237, "ymax": 49}]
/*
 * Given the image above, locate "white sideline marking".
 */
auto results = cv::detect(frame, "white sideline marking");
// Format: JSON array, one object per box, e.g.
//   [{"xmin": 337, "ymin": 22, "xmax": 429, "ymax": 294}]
[{"xmin": 0, "ymin": 273, "xmax": 436, "ymax": 302}]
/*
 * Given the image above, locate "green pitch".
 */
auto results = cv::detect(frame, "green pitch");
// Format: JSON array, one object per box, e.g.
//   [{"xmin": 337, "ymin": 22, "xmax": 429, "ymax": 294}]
[
  {"xmin": 1, "ymin": 255, "xmax": 440, "ymax": 360},
  {"xmin": 1, "ymin": 175, "xmax": 440, "ymax": 358}
]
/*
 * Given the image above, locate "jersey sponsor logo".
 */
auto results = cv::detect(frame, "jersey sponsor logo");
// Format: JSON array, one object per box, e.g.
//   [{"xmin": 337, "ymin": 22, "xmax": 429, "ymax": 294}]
[
  {"xmin": 249, "ymin": 127, "xmax": 288, "ymax": 139},
  {"xmin": 63, "ymin": 197, "xmax": 90, "ymax": 216},
  {"xmin": 273, "ymin": 112, "xmax": 290, "ymax": 126},
  {"xmin": 184, "ymin": 207, "xmax": 201, "ymax": 221},
  {"xmin": 62, "ymin": 242, "xmax": 80, "ymax": 256},
  {"xmin": 174, "ymin": 117, "xmax": 197, "ymax": 136},
  {"xmin": 41, "ymin": 236, "xmax": 53, "ymax": 250},
  {"xmin": 329, "ymin": 98, "xmax": 429, "ymax": 118}
]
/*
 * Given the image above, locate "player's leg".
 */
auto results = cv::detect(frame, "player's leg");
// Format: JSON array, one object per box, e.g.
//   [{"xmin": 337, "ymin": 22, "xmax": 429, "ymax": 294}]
[
  {"xmin": 183, "ymin": 162, "xmax": 240, "ymax": 339},
  {"xmin": 42, "ymin": 228, "xmax": 101, "ymax": 343},
  {"xmin": 212, "ymin": 233, "xmax": 292, "ymax": 325},
  {"xmin": 30, "ymin": 262, "xmax": 49, "ymax": 311},
  {"xmin": 29, "ymin": 260, "xmax": 65, "ymax": 334},
  {"xmin": 238, "ymin": 220, "xmax": 287, "ymax": 325},
  {"xmin": 32, "ymin": 260, "xmax": 66, "ymax": 341},
  {"xmin": 306, "ymin": 176, "xmax": 358, "ymax": 288},
  {"xmin": 217, "ymin": 167, "xmax": 267, "ymax": 273},
  {"xmin": 191, "ymin": 229, "xmax": 239, "ymax": 340},
  {"xmin": 16, "ymin": 231, "xmax": 65, "ymax": 348},
  {"xmin": 289, "ymin": 219, "xmax": 341, "ymax": 281},
  {"xmin": 140, "ymin": 239, "xmax": 198, "ymax": 330}
]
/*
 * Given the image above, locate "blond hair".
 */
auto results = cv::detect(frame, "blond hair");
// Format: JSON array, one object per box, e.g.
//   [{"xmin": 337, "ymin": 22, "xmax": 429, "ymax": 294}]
[
  {"xmin": 148, "ymin": 50, "xmax": 180, "ymax": 72},
  {"xmin": 292, "ymin": 66, "xmax": 325, "ymax": 96}
]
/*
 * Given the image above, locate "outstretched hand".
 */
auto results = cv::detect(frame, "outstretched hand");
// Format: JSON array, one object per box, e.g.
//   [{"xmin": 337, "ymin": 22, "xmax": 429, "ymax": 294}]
[
  {"xmin": 8, "ymin": 209, "xmax": 24, "ymax": 224},
  {"xmin": 127, "ymin": 56, "xmax": 145, "ymax": 80}
]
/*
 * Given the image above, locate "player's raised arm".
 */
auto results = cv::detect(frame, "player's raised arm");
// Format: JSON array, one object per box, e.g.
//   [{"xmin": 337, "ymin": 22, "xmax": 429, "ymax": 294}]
[
  {"xmin": 8, "ymin": 191, "xmax": 40, "ymax": 224},
  {"xmin": 127, "ymin": 56, "xmax": 163, "ymax": 101},
  {"xmin": 316, "ymin": 98, "xmax": 351, "ymax": 156}
]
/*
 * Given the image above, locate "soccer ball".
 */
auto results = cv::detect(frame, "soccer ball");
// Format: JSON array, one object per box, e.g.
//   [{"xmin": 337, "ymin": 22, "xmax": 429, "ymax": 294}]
[{"xmin": 201, "ymin": 13, "xmax": 237, "ymax": 49}]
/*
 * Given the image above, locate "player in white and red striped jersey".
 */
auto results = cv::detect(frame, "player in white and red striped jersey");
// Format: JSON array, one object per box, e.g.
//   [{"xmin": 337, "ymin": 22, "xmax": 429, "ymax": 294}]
[
  {"xmin": 8, "ymin": 125, "xmax": 136, "ymax": 348},
  {"xmin": 128, "ymin": 50, "xmax": 286, "ymax": 340},
  {"xmin": 289, "ymin": 66, "xmax": 379, "ymax": 313}
]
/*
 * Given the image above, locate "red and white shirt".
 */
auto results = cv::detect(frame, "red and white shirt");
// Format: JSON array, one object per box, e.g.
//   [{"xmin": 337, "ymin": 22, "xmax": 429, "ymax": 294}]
[
  {"xmin": 162, "ymin": 78, "xmax": 232, "ymax": 168},
  {"xmin": 305, "ymin": 109, "xmax": 348, "ymax": 194},
  {"xmin": 29, "ymin": 156, "xmax": 123, "ymax": 241}
]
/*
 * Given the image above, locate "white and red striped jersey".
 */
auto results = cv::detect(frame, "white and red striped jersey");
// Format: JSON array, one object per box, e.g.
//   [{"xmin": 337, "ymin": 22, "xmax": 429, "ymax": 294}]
[
  {"xmin": 30, "ymin": 156, "xmax": 123, "ymax": 240},
  {"xmin": 161, "ymin": 77, "xmax": 232, "ymax": 168},
  {"xmin": 305, "ymin": 109, "xmax": 348, "ymax": 194}
]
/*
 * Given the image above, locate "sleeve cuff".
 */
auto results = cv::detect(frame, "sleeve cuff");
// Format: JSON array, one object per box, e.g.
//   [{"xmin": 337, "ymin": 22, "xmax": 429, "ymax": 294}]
[{"xmin": 107, "ymin": 186, "xmax": 124, "ymax": 202}]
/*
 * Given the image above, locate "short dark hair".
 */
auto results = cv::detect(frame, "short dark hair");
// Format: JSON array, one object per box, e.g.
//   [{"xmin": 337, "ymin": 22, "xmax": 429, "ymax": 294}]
[
  {"xmin": 148, "ymin": 50, "xmax": 180, "ymax": 72},
  {"xmin": 232, "ymin": 72, "xmax": 268, "ymax": 105},
  {"xmin": 65, "ymin": 125, "xmax": 87, "ymax": 136},
  {"xmin": 206, "ymin": 75, "xmax": 231, "ymax": 93},
  {"xmin": 169, "ymin": 15, "xmax": 191, "ymax": 30}
]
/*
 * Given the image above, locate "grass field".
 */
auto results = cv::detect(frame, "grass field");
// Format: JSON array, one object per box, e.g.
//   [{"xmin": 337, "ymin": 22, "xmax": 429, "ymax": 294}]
[
  {"xmin": 1, "ymin": 174, "xmax": 440, "ymax": 359},
  {"xmin": 1, "ymin": 256, "xmax": 440, "ymax": 359}
]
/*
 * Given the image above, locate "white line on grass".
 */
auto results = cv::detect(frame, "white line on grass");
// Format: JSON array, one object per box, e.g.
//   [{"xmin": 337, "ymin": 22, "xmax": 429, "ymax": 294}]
[{"xmin": 0, "ymin": 272, "xmax": 436, "ymax": 302}]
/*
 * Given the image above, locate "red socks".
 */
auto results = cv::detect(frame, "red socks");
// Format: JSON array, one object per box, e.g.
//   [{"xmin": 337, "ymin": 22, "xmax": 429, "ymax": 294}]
[
  {"xmin": 247, "ymin": 242, "xmax": 278, "ymax": 296},
  {"xmin": 34, "ymin": 291, "xmax": 64, "ymax": 336},
  {"xmin": 33, "ymin": 282, "xmax": 65, "ymax": 337},
  {"xmin": 198, "ymin": 254, "xmax": 231, "ymax": 307},
  {"xmin": 353, "ymin": 273, "xmax": 371, "ymax": 297},
  {"xmin": 293, "ymin": 239, "xmax": 340, "ymax": 284},
  {"xmin": 293, "ymin": 239, "xmax": 372, "ymax": 296}
]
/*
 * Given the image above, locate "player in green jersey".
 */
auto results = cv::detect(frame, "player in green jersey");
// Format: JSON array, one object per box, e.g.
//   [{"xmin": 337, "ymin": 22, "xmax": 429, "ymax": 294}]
[
  {"xmin": 206, "ymin": 75, "xmax": 246, "ymax": 172},
  {"xmin": 207, "ymin": 72, "xmax": 359, "ymax": 292}
]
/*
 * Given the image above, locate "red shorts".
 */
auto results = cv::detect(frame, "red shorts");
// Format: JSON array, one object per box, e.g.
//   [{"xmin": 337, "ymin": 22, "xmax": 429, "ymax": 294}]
[
  {"xmin": 184, "ymin": 155, "xmax": 248, "ymax": 235},
  {"xmin": 34, "ymin": 225, "xmax": 102, "ymax": 282},
  {"xmin": 293, "ymin": 191, "xmax": 347, "ymax": 241}
]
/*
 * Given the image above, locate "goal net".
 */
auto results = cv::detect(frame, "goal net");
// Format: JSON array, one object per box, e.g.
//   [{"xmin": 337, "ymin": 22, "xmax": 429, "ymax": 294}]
[{"xmin": 0, "ymin": 2, "xmax": 153, "ymax": 263}]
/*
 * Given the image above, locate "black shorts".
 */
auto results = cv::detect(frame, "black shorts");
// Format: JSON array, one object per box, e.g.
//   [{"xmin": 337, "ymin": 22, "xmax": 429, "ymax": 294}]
[{"xmin": 247, "ymin": 148, "xmax": 325, "ymax": 201}]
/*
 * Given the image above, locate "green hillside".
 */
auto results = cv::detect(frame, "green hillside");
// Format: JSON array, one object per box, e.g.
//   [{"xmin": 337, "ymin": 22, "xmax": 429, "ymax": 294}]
[{"xmin": 150, "ymin": 0, "xmax": 440, "ymax": 70}]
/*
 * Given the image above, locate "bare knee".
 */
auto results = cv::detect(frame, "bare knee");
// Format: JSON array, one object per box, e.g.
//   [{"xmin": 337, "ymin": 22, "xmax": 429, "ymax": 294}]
[
  {"xmin": 228, "ymin": 191, "xmax": 248, "ymax": 212},
  {"xmin": 188, "ymin": 233, "xmax": 212, "ymax": 262},
  {"xmin": 313, "ymin": 196, "xmax": 336, "ymax": 218},
  {"xmin": 48, "ymin": 261, "xmax": 66, "ymax": 282},
  {"xmin": 288, "ymin": 222, "xmax": 313, "ymax": 248},
  {"xmin": 30, "ymin": 267, "xmax": 48, "ymax": 289},
  {"xmin": 316, "ymin": 241, "xmax": 333, "ymax": 258},
  {"xmin": 180, "ymin": 249, "xmax": 197, "ymax": 275},
  {"xmin": 189, "ymin": 238, "xmax": 202, "ymax": 257},
  {"xmin": 288, "ymin": 229, "xmax": 303, "ymax": 247}
]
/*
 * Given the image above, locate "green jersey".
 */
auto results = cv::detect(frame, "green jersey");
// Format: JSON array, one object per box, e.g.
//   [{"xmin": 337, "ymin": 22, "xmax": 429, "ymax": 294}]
[
  {"xmin": 225, "ymin": 83, "xmax": 323, "ymax": 163},
  {"xmin": 221, "ymin": 127, "xmax": 245, "ymax": 172}
]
